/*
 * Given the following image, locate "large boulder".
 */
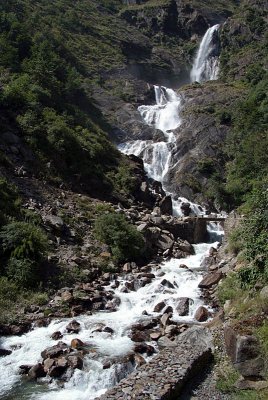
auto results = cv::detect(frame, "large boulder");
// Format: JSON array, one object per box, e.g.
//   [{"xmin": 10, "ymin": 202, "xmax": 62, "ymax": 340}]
[
  {"xmin": 176, "ymin": 297, "xmax": 191, "ymax": 316},
  {"xmin": 198, "ymin": 271, "xmax": 223, "ymax": 288},
  {"xmin": 224, "ymin": 325, "xmax": 265, "ymax": 378}
]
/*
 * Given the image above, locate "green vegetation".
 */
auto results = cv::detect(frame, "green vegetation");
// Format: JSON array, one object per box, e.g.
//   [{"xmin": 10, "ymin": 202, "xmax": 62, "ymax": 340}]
[
  {"xmin": 94, "ymin": 212, "xmax": 144, "ymax": 263},
  {"xmin": 0, "ymin": 0, "xmax": 140, "ymax": 196}
]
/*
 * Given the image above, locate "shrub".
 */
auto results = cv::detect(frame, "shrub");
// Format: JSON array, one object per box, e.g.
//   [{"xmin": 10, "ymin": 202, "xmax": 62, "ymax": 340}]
[
  {"xmin": 94, "ymin": 212, "xmax": 144, "ymax": 263},
  {"xmin": 0, "ymin": 221, "xmax": 49, "ymax": 287}
]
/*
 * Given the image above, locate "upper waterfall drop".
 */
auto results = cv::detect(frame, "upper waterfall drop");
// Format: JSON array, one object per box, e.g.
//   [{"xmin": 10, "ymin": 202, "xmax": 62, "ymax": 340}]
[{"xmin": 190, "ymin": 24, "xmax": 220, "ymax": 83}]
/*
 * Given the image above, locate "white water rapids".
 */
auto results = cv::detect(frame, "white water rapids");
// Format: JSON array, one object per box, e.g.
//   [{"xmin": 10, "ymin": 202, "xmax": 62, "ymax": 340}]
[{"xmin": 0, "ymin": 25, "xmax": 223, "ymax": 400}]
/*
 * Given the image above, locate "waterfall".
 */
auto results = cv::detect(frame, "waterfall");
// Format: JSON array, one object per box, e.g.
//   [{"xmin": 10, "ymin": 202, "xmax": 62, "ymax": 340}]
[{"xmin": 190, "ymin": 24, "xmax": 220, "ymax": 83}]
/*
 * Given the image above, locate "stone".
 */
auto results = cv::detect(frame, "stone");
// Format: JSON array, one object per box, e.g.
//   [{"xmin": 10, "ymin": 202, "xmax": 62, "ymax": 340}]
[
  {"xmin": 130, "ymin": 330, "xmax": 148, "ymax": 342},
  {"xmin": 160, "ymin": 312, "xmax": 171, "ymax": 327},
  {"xmin": 194, "ymin": 306, "xmax": 209, "ymax": 322},
  {"xmin": 176, "ymin": 239, "xmax": 195, "ymax": 255},
  {"xmin": 260, "ymin": 285, "xmax": 268, "ymax": 300},
  {"xmin": 103, "ymin": 326, "xmax": 114, "ymax": 334},
  {"xmin": 28, "ymin": 363, "xmax": 46, "ymax": 379},
  {"xmin": 43, "ymin": 215, "xmax": 65, "ymax": 232},
  {"xmin": 157, "ymin": 233, "xmax": 174, "ymax": 251},
  {"xmin": 19, "ymin": 365, "xmax": 33, "ymax": 374},
  {"xmin": 41, "ymin": 341, "xmax": 70, "ymax": 359},
  {"xmin": 181, "ymin": 202, "xmax": 191, "ymax": 216},
  {"xmin": 66, "ymin": 320, "xmax": 81, "ymax": 334},
  {"xmin": 198, "ymin": 272, "xmax": 223, "ymax": 288},
  {"xmin": 150, "ymin": 331, "xmax": 162, "ymax": 341},
  {"xmin": 57, "ymin": 357, "xmax": 69, "ymax": 368},
  {"xmin": 134, "ymin": 343, "xmax": 155, "ymax": 356},
  {"xmin": 61, "ymin": 290, "xmax": 73, "ymax": 303},
  {"xmin": 134, "ymin": 354, "xmax": 146, "ymax": 366},
  {"xmin": 48, "ymin": 365, "xmax": 66, "ymax": 378},
  {"xmin": 154, "ymin": 301, "xmax": 166, "ymax": 312},
  {"xmin": 159, "ymin": 196, "xmax": 172, "ymax": 215},
  {"xmin": 224, "ymin": 325, "xmax": 265, "ymax": 378},
  {"xmin": 71, "ymin": 338, "xmax": 84, "ymax": 349},
  {"xmin": 0, "ymin": 348, "xmax": 12, "ymax": 356},
  {"xmin": 44, "ymin": 358, "xmax": 55, "ymax": 373},
  {"xmin": 235, "ymin": 378, "xmax": 268, "ymax": 390},
  {"xmin": 68, "ymin": 355, "xmax": 83, "ymax": 369},
  {"xmin": 161, "ymin": 279, "xmax": 175, "ymax": 289},
  {"xmin": 176, "ymin": 298, "xmax": 190, "ymax": 316},
  {"xmin": 165, "ymin": 325, "xmax": 178, "ymax": 336},
  {"xmin": 51, "ymin": 331, "xmax": 63, "ymax": 340}
]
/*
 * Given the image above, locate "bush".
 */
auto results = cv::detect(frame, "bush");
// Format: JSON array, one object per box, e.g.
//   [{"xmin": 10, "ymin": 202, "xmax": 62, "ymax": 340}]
[
  {"xmin": 94, "ymin": 212, "xmax": 144, "ymax": 263},
  {"xmin": 0, "ymin": 221, "xmax": 49, "ymax": 287}
]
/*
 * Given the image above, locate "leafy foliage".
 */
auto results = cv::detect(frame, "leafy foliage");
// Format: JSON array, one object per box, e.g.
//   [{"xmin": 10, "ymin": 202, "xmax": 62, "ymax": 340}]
[
  {"xmin": 94, "ymin": 213, "xmax": 144, "ymax": 263},
  {"xmin": 0, "ymin": 221, "xmax": 49, "ymax": 287}
]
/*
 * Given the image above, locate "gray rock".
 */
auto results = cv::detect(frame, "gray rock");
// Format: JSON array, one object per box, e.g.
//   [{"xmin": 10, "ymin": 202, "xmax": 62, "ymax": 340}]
[
  {"xmin": 28, "ymin": 363, "xmax": 46, "ymax": 379},
  {"xmin": 198, "ymin": 271, "xmax": 223, "ymax": 288}
]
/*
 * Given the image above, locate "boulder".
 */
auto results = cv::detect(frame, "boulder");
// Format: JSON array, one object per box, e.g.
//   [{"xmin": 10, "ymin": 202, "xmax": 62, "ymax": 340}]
[
  {"xmin": 41, "ymin": 341, "xmax": 70, "ymax": 359},
  {"xmin": 198, "ymin": 272, "xmax": 223, "ymax": 288},
  {"xmin": 134, "ymin": 343, "xmax": 155, "ymax": 356},
  {"xmin": 153, "ymin": 301, "xmax": 166, "ymax": 312},
  {"xmin": 43, "ymin": 358, "xmax": 55, "ymax": 373},
  {"xmin": 0, "ymin": 348, "xmax": 12, "ymax": 357},
  {"xmin": 194, "ymin": 306, "xmax": 209, "ymax": 322},
  {"xmin": 160, "ymin": 312, "xmax": 171, "ymax": 327},
  {"xmin": 224, "ymin": 325, "xmax": 265, "ymax": 378},
  {"xmin": 161, "ymin": 279, "xmax": 175, "ymax": 289},
  {"xmin": 28, "ymin": 363, "xmax": 46, "ymax": 379},
  {"xmin": 176, "ymin": 297, "xmax": 190, "ymax": 316},
  {"xmin": 130, "ymin": 330, "xmax": 149, "ymax": 342},
  {"xmin": 157, "ymin": 233, "xmax": 174, "ymax": 251},
  {"xmin": 67, "ymin": 355, "xmax": 83, "ymax": 370},
  {"xmin": 48, "ymin": 365, "xmax": 67, "ymax": 378},
  {"xmin": 66, "ymin": 320, "xmax": 81, "ymax": 334},
  {"xmin": 71, "ymin": 338, "xmax": 84, "ymax": 349},
  {"xmin": 159, "ymin": 196, "xmax": 172, "ymax": 215},
  {"xmin": 134, "ymin": 354, "xmax": 146, "ymax": 366},
  {"xmin": 51, "ymin": 331, "xmax": 63, "ymax": 341}
]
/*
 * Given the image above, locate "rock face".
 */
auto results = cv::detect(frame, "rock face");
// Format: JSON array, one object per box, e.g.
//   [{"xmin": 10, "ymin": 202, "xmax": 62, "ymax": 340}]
[{"xmin": 224, "ymin": 325, "xmax": 265, "ymax": 378}]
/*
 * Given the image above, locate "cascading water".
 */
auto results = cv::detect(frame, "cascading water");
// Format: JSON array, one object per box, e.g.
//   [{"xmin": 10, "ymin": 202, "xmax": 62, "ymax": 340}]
[
  {"xmin": 190, "ymin": 24, "xmax": 220, "ymax": 83},
  {"xmin": 0, "ymin": 25, "xmax": 224, "ymax": 400}
]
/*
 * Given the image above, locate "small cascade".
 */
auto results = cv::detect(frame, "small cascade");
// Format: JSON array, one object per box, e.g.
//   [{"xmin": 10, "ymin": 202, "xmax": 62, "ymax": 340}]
[
  {"xmin": 120, "ymin": 85, "xmax": 181, "ymax": 183},
  {"xmin": 190, "ymin": 24, "xmax": 220, "ymax": 83}
]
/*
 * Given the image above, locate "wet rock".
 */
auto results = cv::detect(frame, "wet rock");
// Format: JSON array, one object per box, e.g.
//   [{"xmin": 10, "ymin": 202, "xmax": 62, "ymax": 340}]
[
  {"xmin": 66, "ymin": 320, "xmax": 81, "ymax": 334},
  {"xmin": 176, "ymin": 297, "xmax": 190, "ymax": 316},
  {"xmin": 161, "ymin": 279, "xmax": 175, "ymax": 289},
  {"xmin": 198, "ymin": 271, "xmax": 223, "ymax": 288},
  {"xmin": 51, "ymin": 331, "xmax": 63, "ymax": 341},
  {"xmin": 103, "ymin": 361, "xmax": 111, "ymax": 369},
  {"xmin": 154, "ymin": 301, "xmax": 166, "ymax": 312},
  {"xmin": 157, "ymin": 233, "xmax": 174, "ymax": 251},
  {"xmin": 130, "ymin": 330, "xmax": 149, "ymax": 342},
  {"xmin": 159, "ymin": 196, "xmax": 172, "ymax": 215},
  {"xmin": 19, "ymin": 365, "xmax": 33, "ymax": 375},
  {"xmin": 181, "ymin": 202, "xmax": 191, "ymax": 216},
  {"xmin": 103, "ymin": 326, "xmax": 114, "ymax": 334},
  {"xmin": 0, "ymin": 348, "xmax": 12, "ymax": 356},
  {"xmin": 48, "ymin": 365, "xmax": 67, "ymax": 378},
  {"xmin": 41, "ymin": 341, "xmax": 70, "ymax": 359},
  {"xmin": 28, "ymin": 363, "xmax": 46, "ymax": 379},
  {"xmin": 67, "ymin": 355, "xmax": 83, "ymax": 370},
  {"xmin": 163, "ymin": 305, "xmax": 173, "ymax": 314},
  {"xmin": 194, "ymin": 306, "xmax": 209, "ymax": 322},
  {"xmin": 44, "ymin": 358, "xmax": 55, "ymax": 373},
  {"xmin": 71, "ymin": 338, "xmax": 84, "ymax": 349},
  {"xmin": 134, "ymin": 343, "xmax": 155, "ymax": 356},
  {"xmin": 176, "ymin": 239, "xmax": 195, "ymax": 255}
]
